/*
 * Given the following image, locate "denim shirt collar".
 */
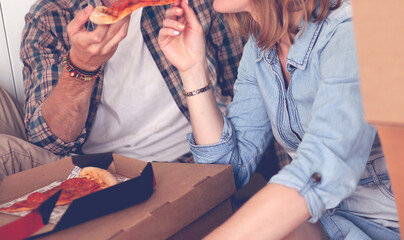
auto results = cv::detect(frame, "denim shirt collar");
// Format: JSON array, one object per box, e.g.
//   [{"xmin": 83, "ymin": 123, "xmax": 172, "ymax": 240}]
[
  {"xmin": 255, "ymin": 47, "xmax": 276, "ymax": 65},
  {"xmin": 256, "ymin": 19, "xmax": 324, "ymax": 71},
  {"xmin": 286, "ymin": 0, "xmax": 340, "ymax": 70},
  {"xmin": 255, "ymin": 1, "xmax": 338, "ymax": 71},
  {"xmin": 286, "ymin": 19, "xmax": 325, "ymax": 70}
]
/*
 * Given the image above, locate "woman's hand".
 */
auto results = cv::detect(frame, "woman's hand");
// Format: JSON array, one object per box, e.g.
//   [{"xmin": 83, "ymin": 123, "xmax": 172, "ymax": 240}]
[{"xmin": 158, "ymin": 0, "xmax": 207, "ymax": 73}]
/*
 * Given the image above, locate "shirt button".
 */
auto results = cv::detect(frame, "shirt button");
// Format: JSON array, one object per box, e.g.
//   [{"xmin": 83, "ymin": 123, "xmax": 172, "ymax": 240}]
[{"xmin": 311, "ymin": 172, "xmax": 322, "ymax": 183}]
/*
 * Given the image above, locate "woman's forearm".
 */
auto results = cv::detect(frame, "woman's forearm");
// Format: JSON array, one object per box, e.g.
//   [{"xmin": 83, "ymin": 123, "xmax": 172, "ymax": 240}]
[
  {"xmin": 180, "ymin": 63, "xmax": 224, "ymax": 145},
  {"xmin": 204, "ymin": 183, "xmax": 311, "ymax": 240}
]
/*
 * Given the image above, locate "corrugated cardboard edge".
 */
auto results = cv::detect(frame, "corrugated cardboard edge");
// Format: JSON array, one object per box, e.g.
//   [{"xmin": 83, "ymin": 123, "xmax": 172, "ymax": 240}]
[
  {"xmin": 112, "ymin": 164, "xmax": 235, "ymax": 240},
  {"xmin": 168, "ymin": 199, "xmax": 232, "ymax": 240}
]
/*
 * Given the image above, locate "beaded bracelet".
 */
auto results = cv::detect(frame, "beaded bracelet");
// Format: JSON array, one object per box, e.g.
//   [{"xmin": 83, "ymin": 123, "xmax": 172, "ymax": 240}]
[
  {"xmin": 63, "ymin": 53, "xmax": 102, "ymax": 81},
  {"xmin": 182, "ymin": 82, "xmax": 212, "ymax": 97}
]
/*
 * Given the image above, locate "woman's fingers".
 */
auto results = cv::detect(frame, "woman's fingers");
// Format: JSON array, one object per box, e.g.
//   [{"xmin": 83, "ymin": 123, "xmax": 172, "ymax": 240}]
[
  {"xmin": 163, "ymin": 18, "xmax": 186, "ymax": 33},
  {"xmin": 180, "ymin": 0, "xmax": 200, "ymax": 30},
  {"xmin": 171, "ymin": 0, "xmax": 180, "ymax": 7},
  {"xmin": 159, "ymin": 27, "xmax": 180, "ymax": 39},
  {"xmin": 165, "ymin": 6, "xmax": 184, "ymax": 19}
]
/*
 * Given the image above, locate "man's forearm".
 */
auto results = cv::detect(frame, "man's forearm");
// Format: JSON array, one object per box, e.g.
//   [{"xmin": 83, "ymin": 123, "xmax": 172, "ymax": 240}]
[
  {"xmin": 42, "ymin": 69, "xmax": 96, "ymax": 142},
  {"xmin": 24, "ymin": 4, "xmax": 130, "ymax": 146}
]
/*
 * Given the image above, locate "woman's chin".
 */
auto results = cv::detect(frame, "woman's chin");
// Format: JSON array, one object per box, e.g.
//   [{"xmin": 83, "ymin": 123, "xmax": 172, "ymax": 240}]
[
  {"xmin": 212, "ymin": 2, "xmax": 223, "ymax": 13},
  {"xmin": 212, "ymin": 2, "xmax": 231, "ymax": 13},
  {"xmin": 212, "ymin": 2, "xmax": 248, "ymax": 14}
]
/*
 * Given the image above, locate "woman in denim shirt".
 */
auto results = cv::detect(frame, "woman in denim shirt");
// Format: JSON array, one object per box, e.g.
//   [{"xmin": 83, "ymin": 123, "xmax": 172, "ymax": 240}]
[{"xmin": 159, "ymin": 0, "xmax": 400, "ymax": 239}]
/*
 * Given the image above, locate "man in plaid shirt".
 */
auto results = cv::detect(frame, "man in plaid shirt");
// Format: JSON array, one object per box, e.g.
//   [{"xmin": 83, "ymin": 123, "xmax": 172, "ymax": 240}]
[{"xmin": 0, "ymin": 0, "xmax": 244, "ymax": 180}]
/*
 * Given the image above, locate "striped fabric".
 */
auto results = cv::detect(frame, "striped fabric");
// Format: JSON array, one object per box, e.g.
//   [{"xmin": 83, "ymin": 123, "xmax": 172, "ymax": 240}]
[{"xmin": 21, "ymin": 0, "xmax": 244, "ymax": 156}]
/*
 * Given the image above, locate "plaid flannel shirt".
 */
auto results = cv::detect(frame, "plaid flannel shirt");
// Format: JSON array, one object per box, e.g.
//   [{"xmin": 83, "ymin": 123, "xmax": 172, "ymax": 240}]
[{"xmin": 21, "ymin": 0, "xmax": 244, "ymax": 156}]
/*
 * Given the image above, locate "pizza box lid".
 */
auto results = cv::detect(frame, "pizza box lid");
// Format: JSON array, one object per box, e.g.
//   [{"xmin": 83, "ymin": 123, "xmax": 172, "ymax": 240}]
[
  {"xmin": 351, "ymin": 0, "xmax": 404, "ymax": 126},
  {"xmin": 0, "ymin": 153, "xmax": 235, "ymax": 239}
]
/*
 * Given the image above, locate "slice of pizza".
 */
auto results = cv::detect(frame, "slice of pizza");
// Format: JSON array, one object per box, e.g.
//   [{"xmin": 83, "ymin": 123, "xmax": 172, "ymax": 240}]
[
  {"xmin": 0, "ymin": 167, "xmax": 118, "ymax": 213},
  {"xmin": 90, "ymin": 0, "xmax": 177, "ymax": 25}
]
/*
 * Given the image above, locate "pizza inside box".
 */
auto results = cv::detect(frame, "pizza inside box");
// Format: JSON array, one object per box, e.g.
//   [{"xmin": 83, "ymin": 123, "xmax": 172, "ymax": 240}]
[{"xmin": 0, "ymin": 153, "xmax": 235, "ymax": 239}]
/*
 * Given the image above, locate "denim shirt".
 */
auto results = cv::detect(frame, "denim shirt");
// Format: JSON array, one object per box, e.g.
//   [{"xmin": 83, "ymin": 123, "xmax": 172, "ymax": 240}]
[{"xmin": 188, "ymin": 1, "xmax": 377, "ymax": 222}]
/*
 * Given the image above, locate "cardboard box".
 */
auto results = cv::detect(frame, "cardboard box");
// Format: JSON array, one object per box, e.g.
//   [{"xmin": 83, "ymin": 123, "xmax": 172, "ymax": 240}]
[
  {"xmin": 352, "ymin": 1, "xmax": 404, "ymax": 235},
  {"xmin": 352, "ymin": 0, "xmax": 404, "ymax": 126},
  {"xmin": 0, "ymin": 153, "xmax": 235, "ymax": 239}
]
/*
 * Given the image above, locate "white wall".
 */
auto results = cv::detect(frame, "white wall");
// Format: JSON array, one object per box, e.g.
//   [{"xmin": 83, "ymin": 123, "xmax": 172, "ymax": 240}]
[
  {"xmin": 0, "ymin": 2, "xmax": 16, "ymax": 98},
  {"xmin": 0, "ymin": 0, "xmax": 35, "ymax": 103}
]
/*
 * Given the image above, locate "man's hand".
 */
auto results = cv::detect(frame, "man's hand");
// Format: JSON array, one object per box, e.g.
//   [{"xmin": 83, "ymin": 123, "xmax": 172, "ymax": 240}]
[
  {"xmin": 67, "ymin": 5, "xmax": 130, "ymax": 71},
  {"xmin": 41, "ymin": 5, "xmax": 130, "ymax": 143}
]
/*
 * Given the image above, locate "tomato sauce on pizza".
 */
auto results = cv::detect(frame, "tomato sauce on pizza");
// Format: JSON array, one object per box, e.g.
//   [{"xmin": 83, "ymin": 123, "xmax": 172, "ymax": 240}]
[
  {"xmin": 0, "ymin": 167, "xmax": 117, "ymax": 213},
  {"xmin": 90, "ymin": 0, "xmax": 177, "ymax": 25}
]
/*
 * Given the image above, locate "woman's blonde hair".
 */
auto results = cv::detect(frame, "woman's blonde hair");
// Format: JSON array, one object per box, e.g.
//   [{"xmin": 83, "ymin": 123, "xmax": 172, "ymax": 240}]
[{"xmin": 225, "ymin": 0, "xmax": 341, "ymax": 50}]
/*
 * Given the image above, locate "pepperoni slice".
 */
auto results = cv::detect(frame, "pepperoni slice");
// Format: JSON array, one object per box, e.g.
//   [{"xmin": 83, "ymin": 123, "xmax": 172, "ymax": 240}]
[{"xmin": 0, "ymin": 177, "xmax": 107, "ymax": 213}]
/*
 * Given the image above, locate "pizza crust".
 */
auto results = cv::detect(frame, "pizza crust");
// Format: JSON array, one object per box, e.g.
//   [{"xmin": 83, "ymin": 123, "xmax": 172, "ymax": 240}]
[
  {"xmin": 89, "ymin": 0, "xmax": 177, "ymax": 25},
  {"xmin": 79, "ymin": 167, "xmax": 118, "ymax": 187},
  {"xmin": 89, "ymin": 4, "xmax": 144, "ymax": 25}
]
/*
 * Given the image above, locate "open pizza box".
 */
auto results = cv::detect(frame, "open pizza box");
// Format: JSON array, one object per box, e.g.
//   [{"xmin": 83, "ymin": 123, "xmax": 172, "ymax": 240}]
[
  {"xmin": 0, "ymin": 153, "xmax": 236, "ymax": 239},
  {"xmin": 351, "ymin": 0, "xmax": 404, "ymax": 235}
]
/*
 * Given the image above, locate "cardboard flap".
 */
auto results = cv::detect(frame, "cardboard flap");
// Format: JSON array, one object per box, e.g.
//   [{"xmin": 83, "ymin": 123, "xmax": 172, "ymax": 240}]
[
  {"xmin": 39, "ymin": 190, "xmax": 63, "ymax": 225},
  {"xmin": 0, "ymin": 190, "xmax": 62, "ymax": 240},
  {"xmin": 72, "ymin": 153, "xmax": 114, "ymax": 169},
  {"xmin": 54, "ymin": 163, "xmax": 154, "ymax": 231}
]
